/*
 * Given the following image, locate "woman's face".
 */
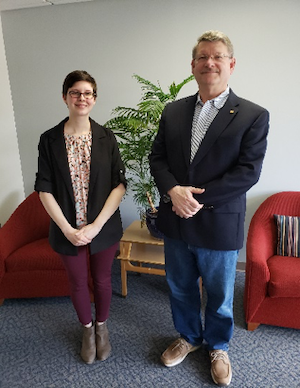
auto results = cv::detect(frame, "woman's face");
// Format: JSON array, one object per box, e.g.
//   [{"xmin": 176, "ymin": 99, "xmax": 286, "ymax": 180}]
[{"xmin": 63, "ymin": 81, "xmax": 96, "ymax": 117}]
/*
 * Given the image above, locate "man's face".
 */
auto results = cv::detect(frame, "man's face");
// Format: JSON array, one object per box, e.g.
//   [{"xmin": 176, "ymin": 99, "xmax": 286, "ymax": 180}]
[{"xmin": 191, "ymin": 41, "xmax": 236, "ymax": 93}]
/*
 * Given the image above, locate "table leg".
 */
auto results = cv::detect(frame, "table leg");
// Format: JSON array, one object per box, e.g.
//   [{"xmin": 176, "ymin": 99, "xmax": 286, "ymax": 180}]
[
  {"xmin": 119, "ymin": 241, "xmax": 132, "ymax": 297},
  {"xmin": 120, "ymin": 260, "xmax": 128, "ymax": 297}
]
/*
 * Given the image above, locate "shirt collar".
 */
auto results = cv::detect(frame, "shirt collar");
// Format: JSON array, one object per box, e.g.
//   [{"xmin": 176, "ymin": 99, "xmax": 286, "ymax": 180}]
[{"xmin": 197, "ymin": 86, "xmax": 230, "ymax": 109}]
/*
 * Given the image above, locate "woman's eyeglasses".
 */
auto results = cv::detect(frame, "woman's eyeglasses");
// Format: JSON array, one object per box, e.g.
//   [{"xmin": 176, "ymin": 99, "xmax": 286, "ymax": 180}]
[{"xmin": 68, "ymin": 91, "xmax": 96, "ymax": 99}]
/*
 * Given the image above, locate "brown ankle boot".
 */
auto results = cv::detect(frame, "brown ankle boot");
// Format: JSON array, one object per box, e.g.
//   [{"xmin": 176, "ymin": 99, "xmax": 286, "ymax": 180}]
[
  {"xmin": 96, "ymin": 321, "xmax": 111, "ymax": 361},
  {"xmin": 80, "ymin": 324, "xmax": 96, "ymax": 364}
]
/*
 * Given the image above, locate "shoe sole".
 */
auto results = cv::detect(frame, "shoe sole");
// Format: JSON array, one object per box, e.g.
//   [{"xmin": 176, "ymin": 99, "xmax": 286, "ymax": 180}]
[{"xmin": 161, "ymin": 345, "xmax": 200, "ymax": 367}]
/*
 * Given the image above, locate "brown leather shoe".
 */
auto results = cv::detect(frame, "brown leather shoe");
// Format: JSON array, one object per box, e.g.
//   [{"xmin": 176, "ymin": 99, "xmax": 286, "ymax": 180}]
[
  {"xmin": 80, "ymin": 324, "xmax": 96, "ymax": 364},
  {"xmin": 161, "ymin": 338, "xmax": 200, "ymax": 367},
  {"xmin": 209, "ymin": 350, "xmax": 232, "ymax": 386},
  {"xmin": 96, "ymin": 321, "xmax": 111, "ymax": 361}
]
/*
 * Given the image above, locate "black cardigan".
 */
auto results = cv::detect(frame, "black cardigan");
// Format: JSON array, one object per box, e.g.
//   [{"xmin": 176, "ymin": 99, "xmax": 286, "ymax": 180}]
[{"xmin": 35, "ymin": 117, "xmax": 126, "ymax": 255}]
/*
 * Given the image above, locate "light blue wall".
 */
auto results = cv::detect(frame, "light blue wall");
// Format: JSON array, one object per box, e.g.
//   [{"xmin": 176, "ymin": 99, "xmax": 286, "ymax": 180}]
[{"xmin": 1, "ymin": 0, "xmax": 300, "ymax": 260}]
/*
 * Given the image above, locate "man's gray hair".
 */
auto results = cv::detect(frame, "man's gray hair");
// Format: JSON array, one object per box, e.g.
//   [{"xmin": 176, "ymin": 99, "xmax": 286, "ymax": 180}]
[{"xmin": 192, "ymin": 30, "xmax": 234, "ymax": 59}]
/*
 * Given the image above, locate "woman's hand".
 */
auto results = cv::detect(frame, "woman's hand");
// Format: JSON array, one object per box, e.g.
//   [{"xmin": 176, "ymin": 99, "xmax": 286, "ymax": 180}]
[
  {"xmin": 74, "ymin": 223, "xmax": 101, "ymax": 245},
  {"xmin": 39, "ymin": 192, "xmax": 91, "ymax": 247},
  {"xmin": 63, "ymin": 225, "xmax": 93, "ymax": 247}
]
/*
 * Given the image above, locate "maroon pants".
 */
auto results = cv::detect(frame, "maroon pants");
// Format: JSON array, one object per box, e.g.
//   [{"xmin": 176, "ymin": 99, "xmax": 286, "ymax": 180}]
[{"xmin": 60, "ymin": 243, "xmax": 118, "ymax": 325}]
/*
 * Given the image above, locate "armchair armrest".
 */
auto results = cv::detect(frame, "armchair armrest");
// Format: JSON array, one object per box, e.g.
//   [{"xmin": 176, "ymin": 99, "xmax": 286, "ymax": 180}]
[
  {"xmin": 0, "ymin": 223, "xmax": 19, "ymax": 281},
  {"xmin": 0, "ymin": 192, "xmax": 50, "ymax": 281},
  {"xmin": 244, "ymin": 216, "xmax": 275, "ymax": 322}
]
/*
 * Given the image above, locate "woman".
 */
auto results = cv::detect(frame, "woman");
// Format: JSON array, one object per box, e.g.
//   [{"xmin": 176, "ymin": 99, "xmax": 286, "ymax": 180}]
[{"xmin": 35, "ymin": 70, "xmax": 126, "ymax": 364}]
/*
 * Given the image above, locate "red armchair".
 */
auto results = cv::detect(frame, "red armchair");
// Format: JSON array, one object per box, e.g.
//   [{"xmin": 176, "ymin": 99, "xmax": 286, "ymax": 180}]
[
  {"xmin": 244, "ymin": 191, "xmax": 300, "ymax": 330},
  {"xmin": 0, "ymin": 192, "xmax": 70, "ymax": 305}
]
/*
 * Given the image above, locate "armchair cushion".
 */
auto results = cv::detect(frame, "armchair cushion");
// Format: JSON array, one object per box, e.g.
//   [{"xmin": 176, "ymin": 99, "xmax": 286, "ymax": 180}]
[
  {"xmin": 267, "ymin": 255, "xmax": 300, "ymax": 298},
  {"xmin": 0, "ymin": 192, "xmax": 73, "ymax": 301},
  {"xmin": 274, "ymin": 214, "xmax": 300, "ymax": 257},
  {"xmin": 6, "ymin": 238, "xmax": 63, "ymax": 272}
]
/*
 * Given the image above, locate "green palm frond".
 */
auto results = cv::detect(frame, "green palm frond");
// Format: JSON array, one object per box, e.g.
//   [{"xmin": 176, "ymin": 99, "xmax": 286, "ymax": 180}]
[
  {"xmin": 137, "ymin": 100, "xmax": 165, "ymax": 123},
  {"xmin": 105, "ymin": 74, "xmax": 194, "ymax": 210},
  {"xmin": 168, "ymin": 75, "xmax": 195, "ymax": 99},
  {"xmin": 133, "ymin": 75, "xmax": 163, "ymax": 98}
]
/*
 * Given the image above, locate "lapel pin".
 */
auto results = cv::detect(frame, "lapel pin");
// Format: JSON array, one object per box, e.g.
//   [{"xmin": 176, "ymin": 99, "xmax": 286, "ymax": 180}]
[{"xmin": 230, "ymin": 110, "xmax": 234, "ymax": 114}]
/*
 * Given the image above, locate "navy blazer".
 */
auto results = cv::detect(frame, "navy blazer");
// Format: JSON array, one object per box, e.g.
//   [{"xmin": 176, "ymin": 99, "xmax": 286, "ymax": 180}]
[
  {"xmin": 35, "ymin": 117, "xmax": 126, "ymax": 256},
  {"xmin": 149, "ymin": 90, "xmax": 269, "ymax": 250}
]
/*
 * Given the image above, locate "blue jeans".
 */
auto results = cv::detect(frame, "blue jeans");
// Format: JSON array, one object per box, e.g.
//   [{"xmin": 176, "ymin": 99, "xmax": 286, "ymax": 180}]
[{"xmin": 164, "ymin": 236, "xmax": 238, "ymax": 351}]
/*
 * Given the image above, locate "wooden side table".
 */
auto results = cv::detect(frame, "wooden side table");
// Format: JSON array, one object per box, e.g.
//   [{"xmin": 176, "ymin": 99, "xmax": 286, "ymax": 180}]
[{"xmin": 117, "ymin": 220, "xmax": 165, "ymax": 297}]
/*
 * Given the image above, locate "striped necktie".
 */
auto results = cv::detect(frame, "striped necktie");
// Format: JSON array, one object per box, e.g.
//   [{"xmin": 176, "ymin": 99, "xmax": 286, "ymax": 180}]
[{"xmin": 190, "ymin": 100, "xmax": 218, "ymax": 162}]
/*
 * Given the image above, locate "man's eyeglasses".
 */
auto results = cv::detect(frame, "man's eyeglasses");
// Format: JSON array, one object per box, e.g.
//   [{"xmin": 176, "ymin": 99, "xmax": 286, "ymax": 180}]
[
  {"xmin": 195, "ymin": 54, "xmax": 232, "ymax": 63},
  {"xmin": 68, "ymin": 91, "xmax": 96, "ymax": 99}
]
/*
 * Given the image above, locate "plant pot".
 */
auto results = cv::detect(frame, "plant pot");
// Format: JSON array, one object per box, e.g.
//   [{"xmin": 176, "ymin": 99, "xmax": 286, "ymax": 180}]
[{"xmin": 145, "ymin": 208, "xmax": 164, "ymax": 240}]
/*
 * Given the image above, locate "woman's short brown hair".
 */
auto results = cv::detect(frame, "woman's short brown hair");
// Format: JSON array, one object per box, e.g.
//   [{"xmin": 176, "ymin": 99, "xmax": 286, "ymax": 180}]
[{"xmin": 62, "ymin": 70, "xmax": 97, "ymax": 97}]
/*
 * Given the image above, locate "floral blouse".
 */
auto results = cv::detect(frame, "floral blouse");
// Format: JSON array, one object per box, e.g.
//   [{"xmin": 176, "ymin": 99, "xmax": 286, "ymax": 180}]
[{"xmin": 64, "ymin": 131, "xmax": 92, "ymax": 228}]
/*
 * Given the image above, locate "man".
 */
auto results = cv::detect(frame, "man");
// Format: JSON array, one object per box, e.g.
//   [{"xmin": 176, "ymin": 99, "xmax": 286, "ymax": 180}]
[{"xmin": 149, "ymin": 30, "xmax": 269, "ymax": 386}]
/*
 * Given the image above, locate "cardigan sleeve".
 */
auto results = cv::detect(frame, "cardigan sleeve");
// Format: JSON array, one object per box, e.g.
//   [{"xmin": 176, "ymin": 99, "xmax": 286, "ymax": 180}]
[{"xmin": 34, "ymin": 132, "xmax": 55, "ymax": 194}]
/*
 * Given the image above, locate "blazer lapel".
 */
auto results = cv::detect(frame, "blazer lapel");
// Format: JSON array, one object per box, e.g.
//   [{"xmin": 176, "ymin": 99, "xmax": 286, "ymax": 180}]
[
  {"xmin": 190, "ymin": 90, "xmax": 240, "ymax": 167},
  {"xmin": 89, "ymin": 120, "xmax": 107, "ymax": 196},
  {"xmin": 49, "ymin": 118, "xmax": 75, "ymax": 204},
  {"xmin": 180, "ymin": 93, "xmax": 198, "ymax": 168}
]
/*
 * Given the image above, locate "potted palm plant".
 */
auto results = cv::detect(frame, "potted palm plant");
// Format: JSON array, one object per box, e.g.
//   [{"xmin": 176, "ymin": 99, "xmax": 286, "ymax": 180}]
[{"xmin": 105, "ymin": 74, "xmax": 194, "ymax": 236}]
